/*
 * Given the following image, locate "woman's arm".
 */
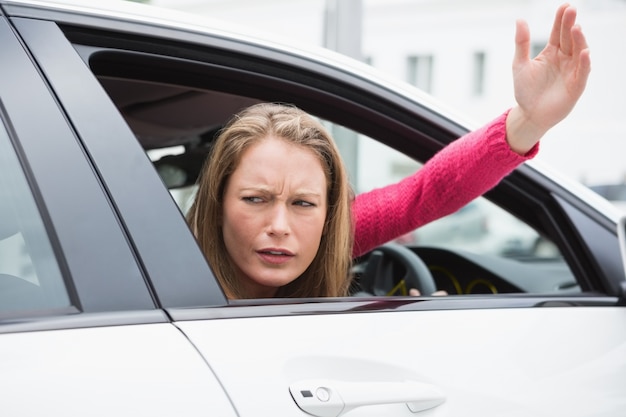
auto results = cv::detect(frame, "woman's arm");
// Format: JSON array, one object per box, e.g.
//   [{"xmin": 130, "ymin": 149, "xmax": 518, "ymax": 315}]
[
  {"xmin": 352, "ymin": 4, "xmax": 590, "ymax": 258},
  {"xmin": 352, "ymin": 111, "xmax": 534, "ymax": 257}
]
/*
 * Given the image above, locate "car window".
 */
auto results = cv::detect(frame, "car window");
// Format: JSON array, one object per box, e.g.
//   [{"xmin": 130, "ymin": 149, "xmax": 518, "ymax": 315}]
[
  {"xmin": 86, "ymin": 54, "xmax": 579, "ymax": 298},
  {"xmin": 147, "ymin": 111, "xmax": 576, "ymax": 296},
  {"xmin": 0, "ymin": 117, "xmax": 70, "ymax": 315},
  {"xmin": 349, "ymin": 130, "xmax": 576, "ymax": 295},
  {"xmin": 352, "ymin": 131, "xmax": 557, "ymax": 257}
]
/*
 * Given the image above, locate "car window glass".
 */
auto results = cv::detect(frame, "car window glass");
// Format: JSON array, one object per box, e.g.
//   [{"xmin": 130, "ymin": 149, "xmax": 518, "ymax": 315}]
[{"xmin": 0, "ymin": 118, "xmax": 70, "ymax": 316}]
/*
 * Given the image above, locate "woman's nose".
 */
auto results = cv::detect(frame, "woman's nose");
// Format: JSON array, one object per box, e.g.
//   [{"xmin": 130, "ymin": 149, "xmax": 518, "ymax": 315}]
[{"xmin": 266, "ymin": 204, "xmax": 290, "ymax": 236}]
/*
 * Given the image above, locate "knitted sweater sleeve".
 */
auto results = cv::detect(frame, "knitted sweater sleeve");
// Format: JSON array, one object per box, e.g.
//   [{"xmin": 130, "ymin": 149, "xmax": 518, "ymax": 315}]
[{"xmin": 351, "ymin": 110, "xmax": 538, "ymax": 257}]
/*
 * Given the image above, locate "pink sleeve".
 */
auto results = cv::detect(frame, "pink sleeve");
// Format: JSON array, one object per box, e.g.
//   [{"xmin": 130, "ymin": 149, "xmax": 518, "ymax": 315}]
[{"xmin": 351, "ymin": 110, "xmax": 538, "ymax": 257}]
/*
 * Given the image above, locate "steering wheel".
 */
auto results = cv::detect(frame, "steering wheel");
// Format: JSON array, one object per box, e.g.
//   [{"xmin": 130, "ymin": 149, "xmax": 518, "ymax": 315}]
[{"xmin": 356, "ymin": 243, "xmax": 437, "ymax": 296}]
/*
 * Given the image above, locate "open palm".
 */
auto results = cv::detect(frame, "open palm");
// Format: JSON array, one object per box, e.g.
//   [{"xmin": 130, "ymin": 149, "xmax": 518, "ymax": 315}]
[{"xmin": 512, "ymin": 4, "xmax": 591, "ymax": 134}]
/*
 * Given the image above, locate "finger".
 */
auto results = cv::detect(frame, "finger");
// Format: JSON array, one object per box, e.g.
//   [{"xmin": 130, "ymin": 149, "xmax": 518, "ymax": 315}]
[
  {"xmin": 570, "ymin": 23, "xmax": 589, "ymax": 60},
  {"xmin": 513, "ymin": 18, "xmax": 530, "ymax": 71},
  {"xmin": 568, "ymin": 24, "xmax": 591, "ymax": 97},
  {"xmin": 575, "ymin": 46, "xmax": 592, "ymax": 96},
  {"xmin": 409, "ymin": 288, "xmax": 421, "ymax": 296},
  {"xmin": 560, "ymin": 6, "xmax": 578, "ymax": 56},
  {"xmin": 548, "ymin": 3, "xmax": 568, "ymax": 49},
  {"xmin": 578, "ymin": 47, "xmax": 591, "ymax": 80}
]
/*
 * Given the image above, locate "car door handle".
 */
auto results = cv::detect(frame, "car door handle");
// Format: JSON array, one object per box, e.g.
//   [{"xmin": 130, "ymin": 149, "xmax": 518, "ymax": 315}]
[{"xmin": 289, "ymin": 379, "xmax": 445, "ymax": 417}]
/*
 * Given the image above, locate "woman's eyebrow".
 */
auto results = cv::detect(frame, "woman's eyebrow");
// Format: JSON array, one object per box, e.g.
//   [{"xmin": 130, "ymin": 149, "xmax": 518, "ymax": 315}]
[{"xmin": 294, "ymin": 190, "xmax": 323, "ymax": 198}]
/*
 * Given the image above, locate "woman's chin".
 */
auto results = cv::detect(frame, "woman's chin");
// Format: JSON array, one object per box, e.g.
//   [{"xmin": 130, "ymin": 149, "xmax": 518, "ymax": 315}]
[{"xmin": 244, "ymin": 271, "xmax": 302, "ymax": 297}]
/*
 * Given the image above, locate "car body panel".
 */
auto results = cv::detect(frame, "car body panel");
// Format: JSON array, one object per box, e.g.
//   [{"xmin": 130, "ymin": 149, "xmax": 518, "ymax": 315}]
[
  {"xmin": 176, "ymin": 305, "xmax": 626, "ymax": 416},
  {"xmin": 0, "ymin": 317, "xmax": 237, "ymax": 416}
]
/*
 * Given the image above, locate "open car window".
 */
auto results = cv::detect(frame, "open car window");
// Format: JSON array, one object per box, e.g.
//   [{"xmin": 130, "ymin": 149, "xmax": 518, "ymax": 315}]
[
  {"xmin": 349, "ymin": 131, "xmax": 576, "ymax": 295},
  {"xmin": 135, "ymin": 84, "xmax": 575, "ymax": 297},
  {"xmin": 76, "ymin": 39, "xmax": 587, "ymax": 300}
]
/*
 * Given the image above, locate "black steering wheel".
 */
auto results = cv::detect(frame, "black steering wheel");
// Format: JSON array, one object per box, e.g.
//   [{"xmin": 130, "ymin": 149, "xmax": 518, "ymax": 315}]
[{"xmin": 355, "ymin": 243, "xmax": 437, "ymax": 296}]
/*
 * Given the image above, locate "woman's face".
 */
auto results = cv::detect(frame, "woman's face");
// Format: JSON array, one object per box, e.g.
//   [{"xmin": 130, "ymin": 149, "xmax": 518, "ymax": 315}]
[{"xmin": 222, "ymin": 136, "xmax": 328, "ymax": 298}]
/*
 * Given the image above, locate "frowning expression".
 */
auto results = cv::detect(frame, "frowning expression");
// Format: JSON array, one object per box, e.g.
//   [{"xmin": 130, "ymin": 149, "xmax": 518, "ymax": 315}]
[{"xmin": 222, "ymin": 136, "xmax": 328, "ymax": 298}]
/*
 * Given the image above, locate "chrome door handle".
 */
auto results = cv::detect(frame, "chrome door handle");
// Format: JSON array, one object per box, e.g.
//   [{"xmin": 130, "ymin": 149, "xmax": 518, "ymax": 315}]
[{"xmin": 289, "ymin": 379, "xmax": 445, "ymax": 417}]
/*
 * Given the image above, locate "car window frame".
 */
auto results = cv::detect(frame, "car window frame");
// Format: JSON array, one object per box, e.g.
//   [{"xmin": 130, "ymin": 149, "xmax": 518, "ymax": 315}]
[
  {"xmin": 81, "ymin": 45, "xmax": 623, "ymax": 294},
  {"xmin": 71, "ymin": 23, "xmax": 623, "ymax": 298}
]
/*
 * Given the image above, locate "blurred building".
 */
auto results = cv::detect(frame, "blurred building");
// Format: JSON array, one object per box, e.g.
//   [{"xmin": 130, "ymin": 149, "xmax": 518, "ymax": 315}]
[{"xmin": 150, "ymin": 0, "xmax": 626, "ymax": 187}]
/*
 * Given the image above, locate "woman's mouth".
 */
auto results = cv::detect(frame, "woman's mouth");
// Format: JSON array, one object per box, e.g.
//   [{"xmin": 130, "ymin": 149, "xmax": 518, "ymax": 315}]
[{"xmin": 257, "ymin": 249, "xmax": 294, "ymax": 264}]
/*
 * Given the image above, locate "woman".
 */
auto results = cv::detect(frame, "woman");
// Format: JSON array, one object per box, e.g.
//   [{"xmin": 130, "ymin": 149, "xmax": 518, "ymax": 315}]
[
  {"xmin": 187, "ymin": 4, "xmax": 590, "ymax": 299},
  {"xmin": 188, "ymin": 104, "xmax": 352, "ymax": 298}
]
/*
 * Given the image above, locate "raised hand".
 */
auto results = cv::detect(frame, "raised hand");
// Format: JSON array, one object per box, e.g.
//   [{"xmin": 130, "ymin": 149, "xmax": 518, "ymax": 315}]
[{"xmin": 506, "ymin": 3, "xmax": 591, "ymax": 154}]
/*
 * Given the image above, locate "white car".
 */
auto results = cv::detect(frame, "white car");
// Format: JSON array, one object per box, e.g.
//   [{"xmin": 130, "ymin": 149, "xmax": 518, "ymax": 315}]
[{"xmin": 0, "ymin": 0, "xmax": 625, "ymax": 416}]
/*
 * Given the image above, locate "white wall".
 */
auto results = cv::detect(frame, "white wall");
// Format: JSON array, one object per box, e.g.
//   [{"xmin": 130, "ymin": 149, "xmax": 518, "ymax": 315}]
[{"xmin": 151, "ymin": 0, "xmax": 626, "ymax": 186}]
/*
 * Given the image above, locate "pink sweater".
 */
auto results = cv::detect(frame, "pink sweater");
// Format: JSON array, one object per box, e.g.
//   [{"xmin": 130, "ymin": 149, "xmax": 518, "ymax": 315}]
[{"xmin": 352, "ymin": 110, "xmax": 538, "ymax": 257}]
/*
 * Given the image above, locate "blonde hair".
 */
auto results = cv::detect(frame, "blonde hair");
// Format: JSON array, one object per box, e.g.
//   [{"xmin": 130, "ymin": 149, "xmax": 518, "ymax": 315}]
[{"xmin": 187, "ymin": 103, "xmax": 353, "ymax": 299}]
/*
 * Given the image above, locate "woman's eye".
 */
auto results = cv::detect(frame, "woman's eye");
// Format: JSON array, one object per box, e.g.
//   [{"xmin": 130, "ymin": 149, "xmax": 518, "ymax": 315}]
[
  {"xmin": 294, "ymin": 200, "xmax": 315, "ymax": 207},
  {"xmin": 242, "ymin": 196, "xmax": 263, "ymax": 203}
]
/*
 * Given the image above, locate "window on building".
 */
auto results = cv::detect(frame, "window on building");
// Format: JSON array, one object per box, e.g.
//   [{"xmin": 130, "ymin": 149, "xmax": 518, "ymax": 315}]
[
  {"xmin": 407, "ymin": 54, "xmax": 433, "ymax": 93},
  {"xmin": 531, "ymin": 42, "xmax": 545, "ymax": 58},
  {"xmin": 473, "ymin": 51, "xmax": 486, "ymax": 96}
]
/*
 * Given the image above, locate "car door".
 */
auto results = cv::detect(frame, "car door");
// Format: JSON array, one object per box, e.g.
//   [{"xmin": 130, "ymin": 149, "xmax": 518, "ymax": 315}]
[
  {"xmin": 173, "ymin": 301, "xmax": 626, "ymax": 416},
  {"xmin": 5, "ymin": 2, "xmax": 626, "ymax": 416},
  {"xmin": 0, "ymin": 8, "xmax": 236, "ymax": 417}
]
